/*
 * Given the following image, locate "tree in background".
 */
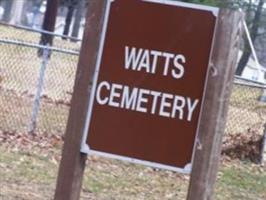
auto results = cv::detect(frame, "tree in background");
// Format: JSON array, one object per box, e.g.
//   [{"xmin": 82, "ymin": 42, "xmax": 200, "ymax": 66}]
[
  {"xmin": 71, "ymin": 0, "xmax": 86, "ymax": 40},
  {"xmin": 178, "ymin": 0, "xmax": 266, "ymax": 76},
  {"xmin": 179, "ymin": 0, "xmax": 220, "ymax": 6},
  {"xmin": 61, "ymin": 0, "xmax": 77, "ymax": 40},
  {"xmin": 30, "ymin": 0, "xmax": 44, "ymax": 28},
  {"xmin": 2, "ymin": 0, "xmax": 13, "ymax": 22},
  {"xmin": 38, "ymin": 0, "xmax": 59, "ymax": 57},
  {"xmin": 9, "ymin": 0, "xmax": 24, "ymax": 25},
  {"xmin": 60, "ymin": 0, "xmax": 87, "ymax": 40},
  {"xmin": 235, "ymin": 0, "xmax": 265, "ymax": 75},
  {"xmin": 1, "ymin": 0, "xmax": 25, "ymax": 25}
]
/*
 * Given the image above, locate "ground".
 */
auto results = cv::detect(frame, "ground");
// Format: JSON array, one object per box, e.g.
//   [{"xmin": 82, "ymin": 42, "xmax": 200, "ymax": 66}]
[{"xmin": 0, "ymin": 131, "xmax": 265, "ymax": 200}]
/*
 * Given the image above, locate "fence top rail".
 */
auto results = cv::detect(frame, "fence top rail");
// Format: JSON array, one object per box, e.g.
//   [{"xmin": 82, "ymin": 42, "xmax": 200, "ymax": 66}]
[
  {"xmin": 0, "ymin": 26, "xmax": 265, "ymax": 88},
  {"xmin": 234, "ymin": 76, "xmax": 266, "ymax": 89},
  {"xmin": 0, "ymin": 22, "xmax": 82, "ymax": 42},
  {"xmin": 0, "ymin": 38, "xmax": 80, "ymax": 55}
]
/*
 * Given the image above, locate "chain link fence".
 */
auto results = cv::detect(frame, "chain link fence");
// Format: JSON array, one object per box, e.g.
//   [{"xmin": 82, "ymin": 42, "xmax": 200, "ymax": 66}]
[
  {"xmin": 226, "ymin": 78, "xmax": 266, "ymax": 135},
  {"xmin": 0, "ymin": 23, "xmax": 79, "ymax": 134},
  {"xmin": 0, "ymin": 23, "xmax": 265, "ymax": 144}
]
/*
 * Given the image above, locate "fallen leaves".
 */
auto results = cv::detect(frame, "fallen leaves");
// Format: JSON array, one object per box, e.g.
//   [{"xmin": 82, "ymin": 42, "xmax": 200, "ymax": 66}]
[
  {"xmin": 0, "ymin": 130, "xmax": 62, "ymax": 163},
  {"xmin": 222, "ymin": 128, "xmax": 264, "ymax": 163}
]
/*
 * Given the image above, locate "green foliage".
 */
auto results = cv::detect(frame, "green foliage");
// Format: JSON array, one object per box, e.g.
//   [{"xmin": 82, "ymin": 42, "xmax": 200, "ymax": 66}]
[{"xmin": 174, "ymin": 0, "xmax": 221, "ymax": 7}]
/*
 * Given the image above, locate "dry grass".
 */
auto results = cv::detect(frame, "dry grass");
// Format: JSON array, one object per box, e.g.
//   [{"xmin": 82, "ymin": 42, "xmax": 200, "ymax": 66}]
[
  {"xmin": 0, "ymin": 142, "xmax": 265, "ymax": 200},
  {"xmin": 0, "ymin": 25, "xmax": 80, "ymax": 51},
  {"xmin": 0, "ymin": 40, "xmax": 78, "ymax": 101},
  {"xmin": 0, "ymin": 89, "xmax": 69, "ymax": 134}
]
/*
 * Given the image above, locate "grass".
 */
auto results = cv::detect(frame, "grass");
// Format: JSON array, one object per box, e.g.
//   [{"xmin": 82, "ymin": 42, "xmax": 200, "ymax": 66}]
[
  {"xmin": 0, "ymin": 42, "xmax": 78, "ymax": 101},
  {"xmin": 0, "ymin": 25, "xmax": 81, "ymax": 52},
  {"xmin": 0, "ymin": 151, "xmax": 55, "ymax": 184},
  {"xmin": 0, "ymin": 89, "xmax": 69, "ymax": 134},
  {"xmin": 0, "ymin": 148, "xmax": 56, "ymax": 200},
  {"xmin": 229, "ymin": 84, "xmax": 262, "ymax": 109},
  {"xmin": 216, "ymin": 163, "xmax": 266, "ymax": 200},
  {"xmin": 0, "ymin": 145, "xmax": 265, "ymax": 200}
]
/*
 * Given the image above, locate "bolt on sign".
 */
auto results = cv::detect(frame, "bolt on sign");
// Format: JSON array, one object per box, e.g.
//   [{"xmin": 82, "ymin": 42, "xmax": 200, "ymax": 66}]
[{"xmin": 81, "ymin": 0, "xmax": 218, "ymax": 173}]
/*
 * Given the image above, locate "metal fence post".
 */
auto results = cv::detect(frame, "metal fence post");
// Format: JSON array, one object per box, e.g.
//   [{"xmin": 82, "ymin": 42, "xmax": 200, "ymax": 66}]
[
  {"xmin": 260, "ymin": 123, "xmax": 266, "ymax": 165},
  {"xmin": 28, "ymin": 45, "xmax": 50, "ymax": 134},
  {"xmin": 259, "ymin": 89, "xmax": 266, "ymax": 102}
]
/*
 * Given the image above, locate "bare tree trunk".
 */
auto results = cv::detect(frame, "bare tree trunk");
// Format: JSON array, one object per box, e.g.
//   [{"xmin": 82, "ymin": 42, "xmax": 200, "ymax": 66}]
[
  {"xmin": 235, "ymin": 0, "xmax": 265, "ymax": 76},
  {"xmin": 71, "ymin": 0, "xmax": 86, "ymax": 41},
  {"xmin": 62, "ymin": 1, "xmax": 75, "ymax": 40},
  {"xmin": 31, "ymin": 0, "xmax": 43, "ymax": 28},
  {"xmin": 9, "ymin": 0, "xmax": 24, "ymax": 25},
  {"xmin": 20, "ymin": 1, "xmax": 32, "ymax": 26},
  {"xmin": 38, "ymin": 0, "xmax": 59, "ymax": 57},
  {"xmin": 2, "ymin": 0, "xmax": 13, "ymax": 22}
]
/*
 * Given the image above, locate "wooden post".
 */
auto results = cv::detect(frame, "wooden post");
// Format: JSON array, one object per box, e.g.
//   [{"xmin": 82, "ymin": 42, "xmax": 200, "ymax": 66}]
[
  {"xmin": 54, "ymin": 1, "xmax": 108, "ymax": 200},
  {"xmin": 187, "ymin": 9, "xmax": 243, "ymax": 200}
]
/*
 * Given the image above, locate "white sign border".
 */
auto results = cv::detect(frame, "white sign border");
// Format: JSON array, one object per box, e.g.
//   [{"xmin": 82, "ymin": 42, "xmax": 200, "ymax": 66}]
[
  {"xmin": 144, "ymin": 0, "xmax": 219, "ymax": 16},
  {"xmin": 80, "ymin": 0, "xmax": 219, "ymax": 174}
]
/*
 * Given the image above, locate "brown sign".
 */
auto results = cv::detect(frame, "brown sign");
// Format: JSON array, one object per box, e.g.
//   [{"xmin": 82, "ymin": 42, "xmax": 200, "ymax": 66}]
[{"xmin": 81, "ymin": 0, "xmax": 218, "ymax": 172}]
